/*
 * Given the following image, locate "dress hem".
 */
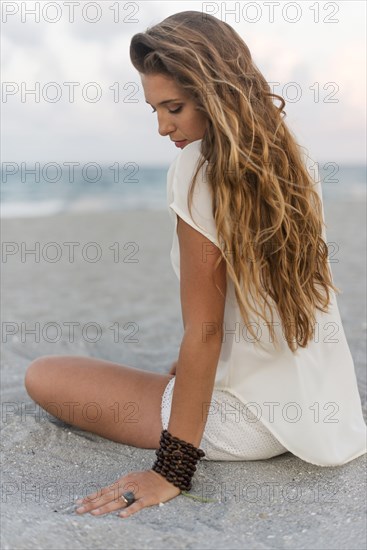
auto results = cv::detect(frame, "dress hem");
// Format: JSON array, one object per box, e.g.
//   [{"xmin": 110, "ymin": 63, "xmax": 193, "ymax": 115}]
[{"xmin": 213, "ymin": 384, "xmax": 367, "ymax": 467}]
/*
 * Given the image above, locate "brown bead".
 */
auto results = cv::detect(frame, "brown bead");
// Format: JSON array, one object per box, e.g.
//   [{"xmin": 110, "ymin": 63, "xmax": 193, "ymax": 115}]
[{"xmin": 151, "ymin": 429, "xmax": 206, "ymax": 491}]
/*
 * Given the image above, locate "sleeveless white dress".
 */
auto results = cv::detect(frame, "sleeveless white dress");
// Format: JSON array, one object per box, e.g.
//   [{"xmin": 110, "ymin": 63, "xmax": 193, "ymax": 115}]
[{"xmin": 162, "ymin": 139, "xmax": 367, "ymax": 465}]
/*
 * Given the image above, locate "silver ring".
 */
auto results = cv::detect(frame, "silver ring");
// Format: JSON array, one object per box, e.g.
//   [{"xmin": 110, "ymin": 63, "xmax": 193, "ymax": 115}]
[{"xmin": 120, "ymin": 491, "xmax": 136, "ymax": 507}]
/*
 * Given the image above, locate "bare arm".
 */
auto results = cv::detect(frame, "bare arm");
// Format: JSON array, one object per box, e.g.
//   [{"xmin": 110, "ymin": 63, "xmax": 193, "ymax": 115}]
[{"xmin": 167, "ymin": 215, "xmax": 227, "ymax": 448}]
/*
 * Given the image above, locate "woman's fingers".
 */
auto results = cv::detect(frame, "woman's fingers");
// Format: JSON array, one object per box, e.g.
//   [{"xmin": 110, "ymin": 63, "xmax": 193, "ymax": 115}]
[
  {"xmin": 86, "ymin": 492, "xmax": 138, "ymax": 516},
  {"xmin": 118, "ymin": 497, "xmax": 147, "ymax": 518},
  {"xmin": 76, "ymin": 481, "xmax": 139, "ymax": 514},
  {"xmin": 75, "ymin": 470, "xmax": 180, "ymax": 518}
]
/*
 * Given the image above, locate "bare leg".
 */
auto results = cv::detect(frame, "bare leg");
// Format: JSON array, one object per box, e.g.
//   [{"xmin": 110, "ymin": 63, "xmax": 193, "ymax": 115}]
[{"xmin": 24, "ymin": 355, "xmax": 174, "ymax": 449}]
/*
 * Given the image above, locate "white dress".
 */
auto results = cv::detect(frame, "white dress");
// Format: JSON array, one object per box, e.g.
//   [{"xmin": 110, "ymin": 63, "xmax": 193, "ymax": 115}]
[
  {"xmin": 163, "ymin": 138, "xmax": 367, "ymax": 466},
  {"xmin": 161, "ymin": 377, "xmax": 288, "ymax": 461}
]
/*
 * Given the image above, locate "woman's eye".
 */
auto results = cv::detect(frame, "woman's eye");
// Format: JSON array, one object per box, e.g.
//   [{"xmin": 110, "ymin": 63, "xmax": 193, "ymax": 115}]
[
  {"xmin": 151, "ymin": 106, "xmax": 182, "ymax": 114},
  {"xmin": 169, "ymin": 106, "xmax": 182, "ymax": 114}
]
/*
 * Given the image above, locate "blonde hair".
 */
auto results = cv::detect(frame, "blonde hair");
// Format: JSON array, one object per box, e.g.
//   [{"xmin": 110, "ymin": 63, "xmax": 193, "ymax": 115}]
[{"xmin": 130, "ymin": 10, "xmax": 341, "ymax": 353}]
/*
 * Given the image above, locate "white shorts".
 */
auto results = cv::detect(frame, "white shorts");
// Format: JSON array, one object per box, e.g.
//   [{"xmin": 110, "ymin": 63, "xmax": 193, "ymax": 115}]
[{"xmin": 161, "ymin": 377, "xmax": 288, "ymax": 461}]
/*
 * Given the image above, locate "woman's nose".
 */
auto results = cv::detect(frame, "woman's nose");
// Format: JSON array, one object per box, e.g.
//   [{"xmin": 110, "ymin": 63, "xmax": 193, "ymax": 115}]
[{"xmin": 157, "ymin": 114, "xmax": 176, "ymax": 137}]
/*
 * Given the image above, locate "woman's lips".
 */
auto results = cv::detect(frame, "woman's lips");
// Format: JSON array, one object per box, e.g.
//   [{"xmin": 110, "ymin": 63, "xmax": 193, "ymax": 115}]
[{"xmin": 174, "ymin": 140, "xmax": 188, "ymax": 148}]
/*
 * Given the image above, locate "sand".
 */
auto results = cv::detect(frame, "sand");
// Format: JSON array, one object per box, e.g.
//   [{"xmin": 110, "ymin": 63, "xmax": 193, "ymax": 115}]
[{"xmin": 1, "ymin": 202, "xmax": 366, "ymax": 549}]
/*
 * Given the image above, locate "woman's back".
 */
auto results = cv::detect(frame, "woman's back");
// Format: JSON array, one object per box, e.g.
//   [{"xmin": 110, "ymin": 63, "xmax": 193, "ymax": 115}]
[{"xmin": 167, "ymin": 138, "xmax": 367, "ymax": 466}]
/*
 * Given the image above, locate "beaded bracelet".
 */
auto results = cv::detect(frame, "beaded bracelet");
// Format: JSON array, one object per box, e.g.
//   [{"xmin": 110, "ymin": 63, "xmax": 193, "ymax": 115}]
[{"xmin": 152, "ymin": 429, "xmax": 206, "ymax": 491}]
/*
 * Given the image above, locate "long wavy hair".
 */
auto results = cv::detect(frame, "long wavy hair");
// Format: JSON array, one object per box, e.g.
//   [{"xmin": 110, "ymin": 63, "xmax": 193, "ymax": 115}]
[{"xmin": 130, "ymin": 10, "xmax": 341, "ymax": 353}]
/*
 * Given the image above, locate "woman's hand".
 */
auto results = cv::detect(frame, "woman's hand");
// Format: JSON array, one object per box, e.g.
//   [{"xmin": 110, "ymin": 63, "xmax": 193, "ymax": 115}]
[
  {"xmin": 168, "ymin": 360, "xmax": 178, "ymax": 376},
  {"xmin": 74, "ymin": 469, "xmax": 181, "ymax": 518}
]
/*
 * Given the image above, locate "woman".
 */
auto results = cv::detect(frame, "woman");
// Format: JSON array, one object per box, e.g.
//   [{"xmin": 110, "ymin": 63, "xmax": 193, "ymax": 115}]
[{"xmin": 24, "ymin": 11, "xmax": 367, "ymax": 519}]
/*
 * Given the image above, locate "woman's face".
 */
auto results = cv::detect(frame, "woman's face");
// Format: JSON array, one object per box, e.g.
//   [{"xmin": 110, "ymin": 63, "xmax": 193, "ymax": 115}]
[{"xmin": 140, "ymin": 73, "xmax": 208, "ymax": 149}]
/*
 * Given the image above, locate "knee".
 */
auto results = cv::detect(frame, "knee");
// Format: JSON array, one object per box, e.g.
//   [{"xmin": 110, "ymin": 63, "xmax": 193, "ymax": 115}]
[{"xmin": 24, "ymin": 355, "xmax": 52, "ymax": 398}]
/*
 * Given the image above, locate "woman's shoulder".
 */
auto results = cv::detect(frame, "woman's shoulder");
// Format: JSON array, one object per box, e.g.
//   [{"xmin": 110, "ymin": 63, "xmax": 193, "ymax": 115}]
[
  {"xmin": 167, "ymin": 139, "xmax": 207, "ymax": 193},
  {"xmin": 175, "ymin": 139, "xmax": 205, "ymax": 174},
  {"xmin": 180, "ymin": 138, "xmax": 203, "ymax": 156}
]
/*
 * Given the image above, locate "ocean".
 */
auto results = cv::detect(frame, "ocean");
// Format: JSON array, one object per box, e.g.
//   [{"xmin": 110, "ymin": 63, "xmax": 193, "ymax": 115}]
[{"xmin": 1, "ymin": 163, "xmax": 365, "ymax": 219}]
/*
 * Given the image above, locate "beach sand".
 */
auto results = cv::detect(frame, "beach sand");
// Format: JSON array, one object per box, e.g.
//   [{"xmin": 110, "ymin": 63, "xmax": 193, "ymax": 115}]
[{"xmin": 1, "ymin": 202, "xmax": 366, "ymax": 549}]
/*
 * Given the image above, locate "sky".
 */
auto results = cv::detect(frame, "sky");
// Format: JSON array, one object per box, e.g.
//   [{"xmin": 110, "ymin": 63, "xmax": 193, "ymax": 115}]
[{"xmin": 1, "ymin": 0, "xmax": 366, "ymax": 166}]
